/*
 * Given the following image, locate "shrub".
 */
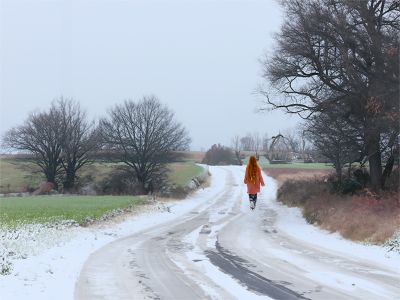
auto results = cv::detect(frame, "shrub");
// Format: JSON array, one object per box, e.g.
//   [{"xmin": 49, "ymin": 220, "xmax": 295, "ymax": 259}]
[
  {"xmin": 0, "ymin": 256, "xmax": 12, "ymax": 275},
  {"xmin": 32, "ymin": 182, "xmax": 55, "ymax": 195},
  {"xmin": 386, "ymin": 232, "xmax": 400, "ymax": 253},
  {"xmin": 278, "ymin": 178, "xmax": 329, "ymax": 207},
  {"xmin": 168, "ymin": 185, "xmax": 188, "ymax": 199},
  {"xmin": 303, "ymin": 210, "xmax": 318, "ymax": 224},
  {"xmin": 202, "ymin": 144, "xmax": 238, "ymax": 165},
  {"xmin": 353, "ymin": 168, "xmax": 369, "ymax": 186},
  {"xmin": 97, "ymin": 169, "xmax": 139, "ymax": 195},
  {"xmin": 328, "ymin": 172, "xmax": 363, "ymax": 195},
  {"xmin": 340, "ymin": 178, "xmax": 363, "ymax": 194}
]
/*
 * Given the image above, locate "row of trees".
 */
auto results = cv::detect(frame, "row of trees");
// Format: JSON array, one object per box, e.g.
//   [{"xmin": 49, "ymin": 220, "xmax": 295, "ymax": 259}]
[
  {"xmin": 231, "ymin": 130, "xmax": 313, "ymax": 164},
  {"xmin": 2, "ymin": 96, "xmax": 190, "ymax": 193},
  {"xmin": 261, "ymin": 0, "xmax": 399, "ymax": 191},
  {"xmin": 231, "ymin": 133, "xmax": 265, "ymax": 164}
]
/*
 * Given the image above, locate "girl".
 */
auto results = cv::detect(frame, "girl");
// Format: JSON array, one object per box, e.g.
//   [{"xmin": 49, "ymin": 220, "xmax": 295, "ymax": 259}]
[{"xmin": 244, "ymin": 155, "xmax": 265, "ymax": 210}]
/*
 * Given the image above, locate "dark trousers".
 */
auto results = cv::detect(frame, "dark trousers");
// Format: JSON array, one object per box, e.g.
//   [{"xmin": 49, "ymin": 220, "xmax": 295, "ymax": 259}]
[{"xmin": 249, "ymin": 194, "xmax": 257, "ymax": 201}]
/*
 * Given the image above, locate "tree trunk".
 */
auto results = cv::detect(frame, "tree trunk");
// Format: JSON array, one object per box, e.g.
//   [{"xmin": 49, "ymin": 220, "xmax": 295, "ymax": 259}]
[
  {"xmin": 136, "ymin": 180, "xmax": 147, "ymax": 195},
  {"xmin": 235, "ymin": 151, "xmax": 242, "ymax": 166},
  {"xmin": 47, "ymin": 174, "xmax": 57, "ymax": 189},
  {"xmin": 347, "ymin": 162, "xmax": 352, "ymax": 178},
  {"xmin": 136, "ymin": 172, "xmax": 148, "ymax": 195},
  {"xmin": 365, "ymin": 132, "xmax": 382, "ymax": 192},
  {"xmin": 335, "ymin": 166, "xmax": 342, "ymax": 184},
  {"xmin": 381, "ymin": 133, "xmax": 398, "ymax": 189},
  {"xmin": 45, "ymin": 166, "xmax": 58, "ymax": 190},
  {"xmin": 63, "ymin": 170, "xmax": 76, "ymax": 192},
  {"xmin": 381, "ymin": 154, "xmax": 395, "ymax": 189}
]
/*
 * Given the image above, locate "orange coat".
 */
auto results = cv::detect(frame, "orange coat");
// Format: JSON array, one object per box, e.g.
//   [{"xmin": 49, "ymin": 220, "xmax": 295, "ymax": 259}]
[{"xmin": 244, "ymin": 166, "xmax": 265, "ymax": 194}]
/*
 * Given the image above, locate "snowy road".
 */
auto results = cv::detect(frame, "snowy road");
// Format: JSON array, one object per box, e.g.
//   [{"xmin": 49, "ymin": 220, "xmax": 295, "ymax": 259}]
[{"xmin": 75, "ymin": 166, "xmax": 400, "ymax": 300}]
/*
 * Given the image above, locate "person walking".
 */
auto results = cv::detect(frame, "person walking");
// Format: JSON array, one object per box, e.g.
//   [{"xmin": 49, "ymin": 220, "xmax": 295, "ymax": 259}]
[{"xmin": 244, "ymin": 155, "xmax": 265, "ymax": 210}]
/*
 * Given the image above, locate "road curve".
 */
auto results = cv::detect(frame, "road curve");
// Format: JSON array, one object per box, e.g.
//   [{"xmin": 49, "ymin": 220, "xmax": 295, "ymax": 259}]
[{"xmin": 75, "ymin": 166, "xmax": 400, "ymax": 300}]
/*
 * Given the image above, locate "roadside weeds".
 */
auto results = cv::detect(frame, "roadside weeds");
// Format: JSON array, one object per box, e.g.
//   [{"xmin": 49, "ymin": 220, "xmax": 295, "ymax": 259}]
[{"xmin": 265, "ymin": 167, "xmax": 400, "ymax": 252}]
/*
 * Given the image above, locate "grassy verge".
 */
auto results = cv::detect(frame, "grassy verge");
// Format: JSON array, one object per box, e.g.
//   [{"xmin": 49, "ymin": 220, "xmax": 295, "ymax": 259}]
[
  {"xmin": 0, "ymin": 159, "xmax": 43, "ymax": 193},
  {"xmin": 0, "ymin": 195, "xmax": 145, "ymax": 227},
  {"xmin": 264, "ymin": 162, "xmax": 333, "ymax": 169},
  {"xmin": 276, "ymin": 176, "xmax": 400, "ymax": 244},
  {"xmin": 80, "ymin": 161, "xmax": 204, "ymax": 187},
  {"xmin": 168, "ymin": 162, "xmax": 204, "ymax": 186},
  {"xmin": 264, "ymin": 167, "xmax": 331, "ymax": 187},
  {"xmin": 77, "ymin": 162, "xmax": 121, "ymax": 181}
]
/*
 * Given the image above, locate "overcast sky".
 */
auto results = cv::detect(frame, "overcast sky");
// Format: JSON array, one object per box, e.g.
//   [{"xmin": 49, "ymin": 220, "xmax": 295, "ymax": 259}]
[{"xmin": 0, "ymin": 0, "xmax": 300, "ymax": 151}]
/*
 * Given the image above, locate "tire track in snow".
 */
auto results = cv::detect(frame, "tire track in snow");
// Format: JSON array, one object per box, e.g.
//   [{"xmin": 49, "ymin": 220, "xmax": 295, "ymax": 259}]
[{"xmin": 205, "ymin": 241, "xmax": 309, "ymax": 300}]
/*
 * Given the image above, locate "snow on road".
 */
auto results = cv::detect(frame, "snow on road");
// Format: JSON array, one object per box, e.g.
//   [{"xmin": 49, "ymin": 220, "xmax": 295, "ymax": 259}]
[{"xmin": 1, "ymin": 166, "xmax": 399, "ymax": 300}]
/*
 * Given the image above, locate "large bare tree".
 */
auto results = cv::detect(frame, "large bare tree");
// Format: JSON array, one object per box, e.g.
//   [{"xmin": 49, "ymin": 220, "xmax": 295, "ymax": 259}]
[
  {"xmin": 2, "ymin": 98, "xmax": 100, "ymax": 191},
  {"xmin": 57, "ymin": 99, "xmax": 100, "ymax": 191},
  {"xmin": 3, "ymin": 106, "xmax": 64, "ymax": 187},
  {"xmin": 261, "ymin": 0, "xmax": 399, "ymax": 191},
  {"xmin": 100, "ymin": 96, "xmax": 191, "ymax": 193}
]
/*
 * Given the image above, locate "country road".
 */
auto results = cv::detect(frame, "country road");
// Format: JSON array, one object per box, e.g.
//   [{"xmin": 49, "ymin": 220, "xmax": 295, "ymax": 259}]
[{"xmin": 75, "ymin": 166, "xmax": 400, "ymax": 300}]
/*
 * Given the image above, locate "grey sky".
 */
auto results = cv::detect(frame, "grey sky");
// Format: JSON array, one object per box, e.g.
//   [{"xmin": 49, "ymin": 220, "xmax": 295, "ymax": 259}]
[{"xmin": 0, "ymin": 0, "xmax": 300, "ymax": 151}]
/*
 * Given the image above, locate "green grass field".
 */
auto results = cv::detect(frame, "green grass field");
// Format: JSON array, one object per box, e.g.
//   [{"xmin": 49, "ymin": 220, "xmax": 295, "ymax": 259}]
[
  {"xmin": 0, "ymin": 158, "xmax": 205, "ymax": 227},
  {"xmin": 0, "ymin": 195, "xmax": 144, "ymax": 227},
  {"xmin": 167, "ymin": 162, "xmax": 204, "ymax": 186},
  {"xmin": 0, "ymin": 158, "xmax": 205, "ymax": 193}
]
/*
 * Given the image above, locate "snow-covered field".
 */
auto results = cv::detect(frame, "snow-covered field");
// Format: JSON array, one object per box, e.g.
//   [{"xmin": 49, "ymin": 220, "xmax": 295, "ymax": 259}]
[
  {"xmin": 0, "ymin": 196, "xmax": 219, "ymax": 299},
  {"xmin": 1, "ymin": 166, "xmax": 399, "ymax": 300}
]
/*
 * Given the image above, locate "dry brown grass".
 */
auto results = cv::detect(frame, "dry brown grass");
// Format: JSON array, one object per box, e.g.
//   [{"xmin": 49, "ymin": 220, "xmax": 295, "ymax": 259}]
[
  {"xmin": 319, "ymin": 193, "xmax": 400, "ymax": 244},
  {"xmin": 270, "ymin": 168, "xmax": 400, "ymax": 244},
  {"xmin": 265, "ymin": 168, "xmax": 331, "ymax": 187}
]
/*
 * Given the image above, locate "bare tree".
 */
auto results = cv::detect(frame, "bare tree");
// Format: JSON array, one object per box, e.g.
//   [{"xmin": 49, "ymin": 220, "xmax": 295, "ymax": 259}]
[
  {"xmin": 299, "ymin": 130, "xmax": 309, "ymax": 161},
  {"xmin": 262, "ymin": 133, "xmax": 270, "ymax": 153},
  {"xmin": 305, "ymin": 111, "xmax": 364, "ymax": 182},
  {"xmin": 231, "ymin": 135, "xmax": 242, "ymax": 165},
  {"xmin": 253, "ymin": 132, "xmax": 262, "ymax": 159},
  {"xmin": 283, "ymin": 129, "xmax": 300, "ymax": 154},
  {"xmin": 100, "ymin": 96, "xmax": 191, "ymax": 193},
  {"xmin": 240, "ymin": 133, "xmax": 254, "ymax": 151},
  {"xmin": 2, "ymin": 98, "xmax": 100, "ymax": 191},
  {"xmin": 260, "ymin": 0, "xmax": 399, "ymax": 191},
  {"xmin": 2, "ymin": 107, "xmax": 64, "ymax": 187},
  {"xmin": 57, "ymin": 99, "xmax": 101, "ymax": 191},
  {"xmin": 269, "ymin": 134, "xmax": 292, "ymax": 162}
]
